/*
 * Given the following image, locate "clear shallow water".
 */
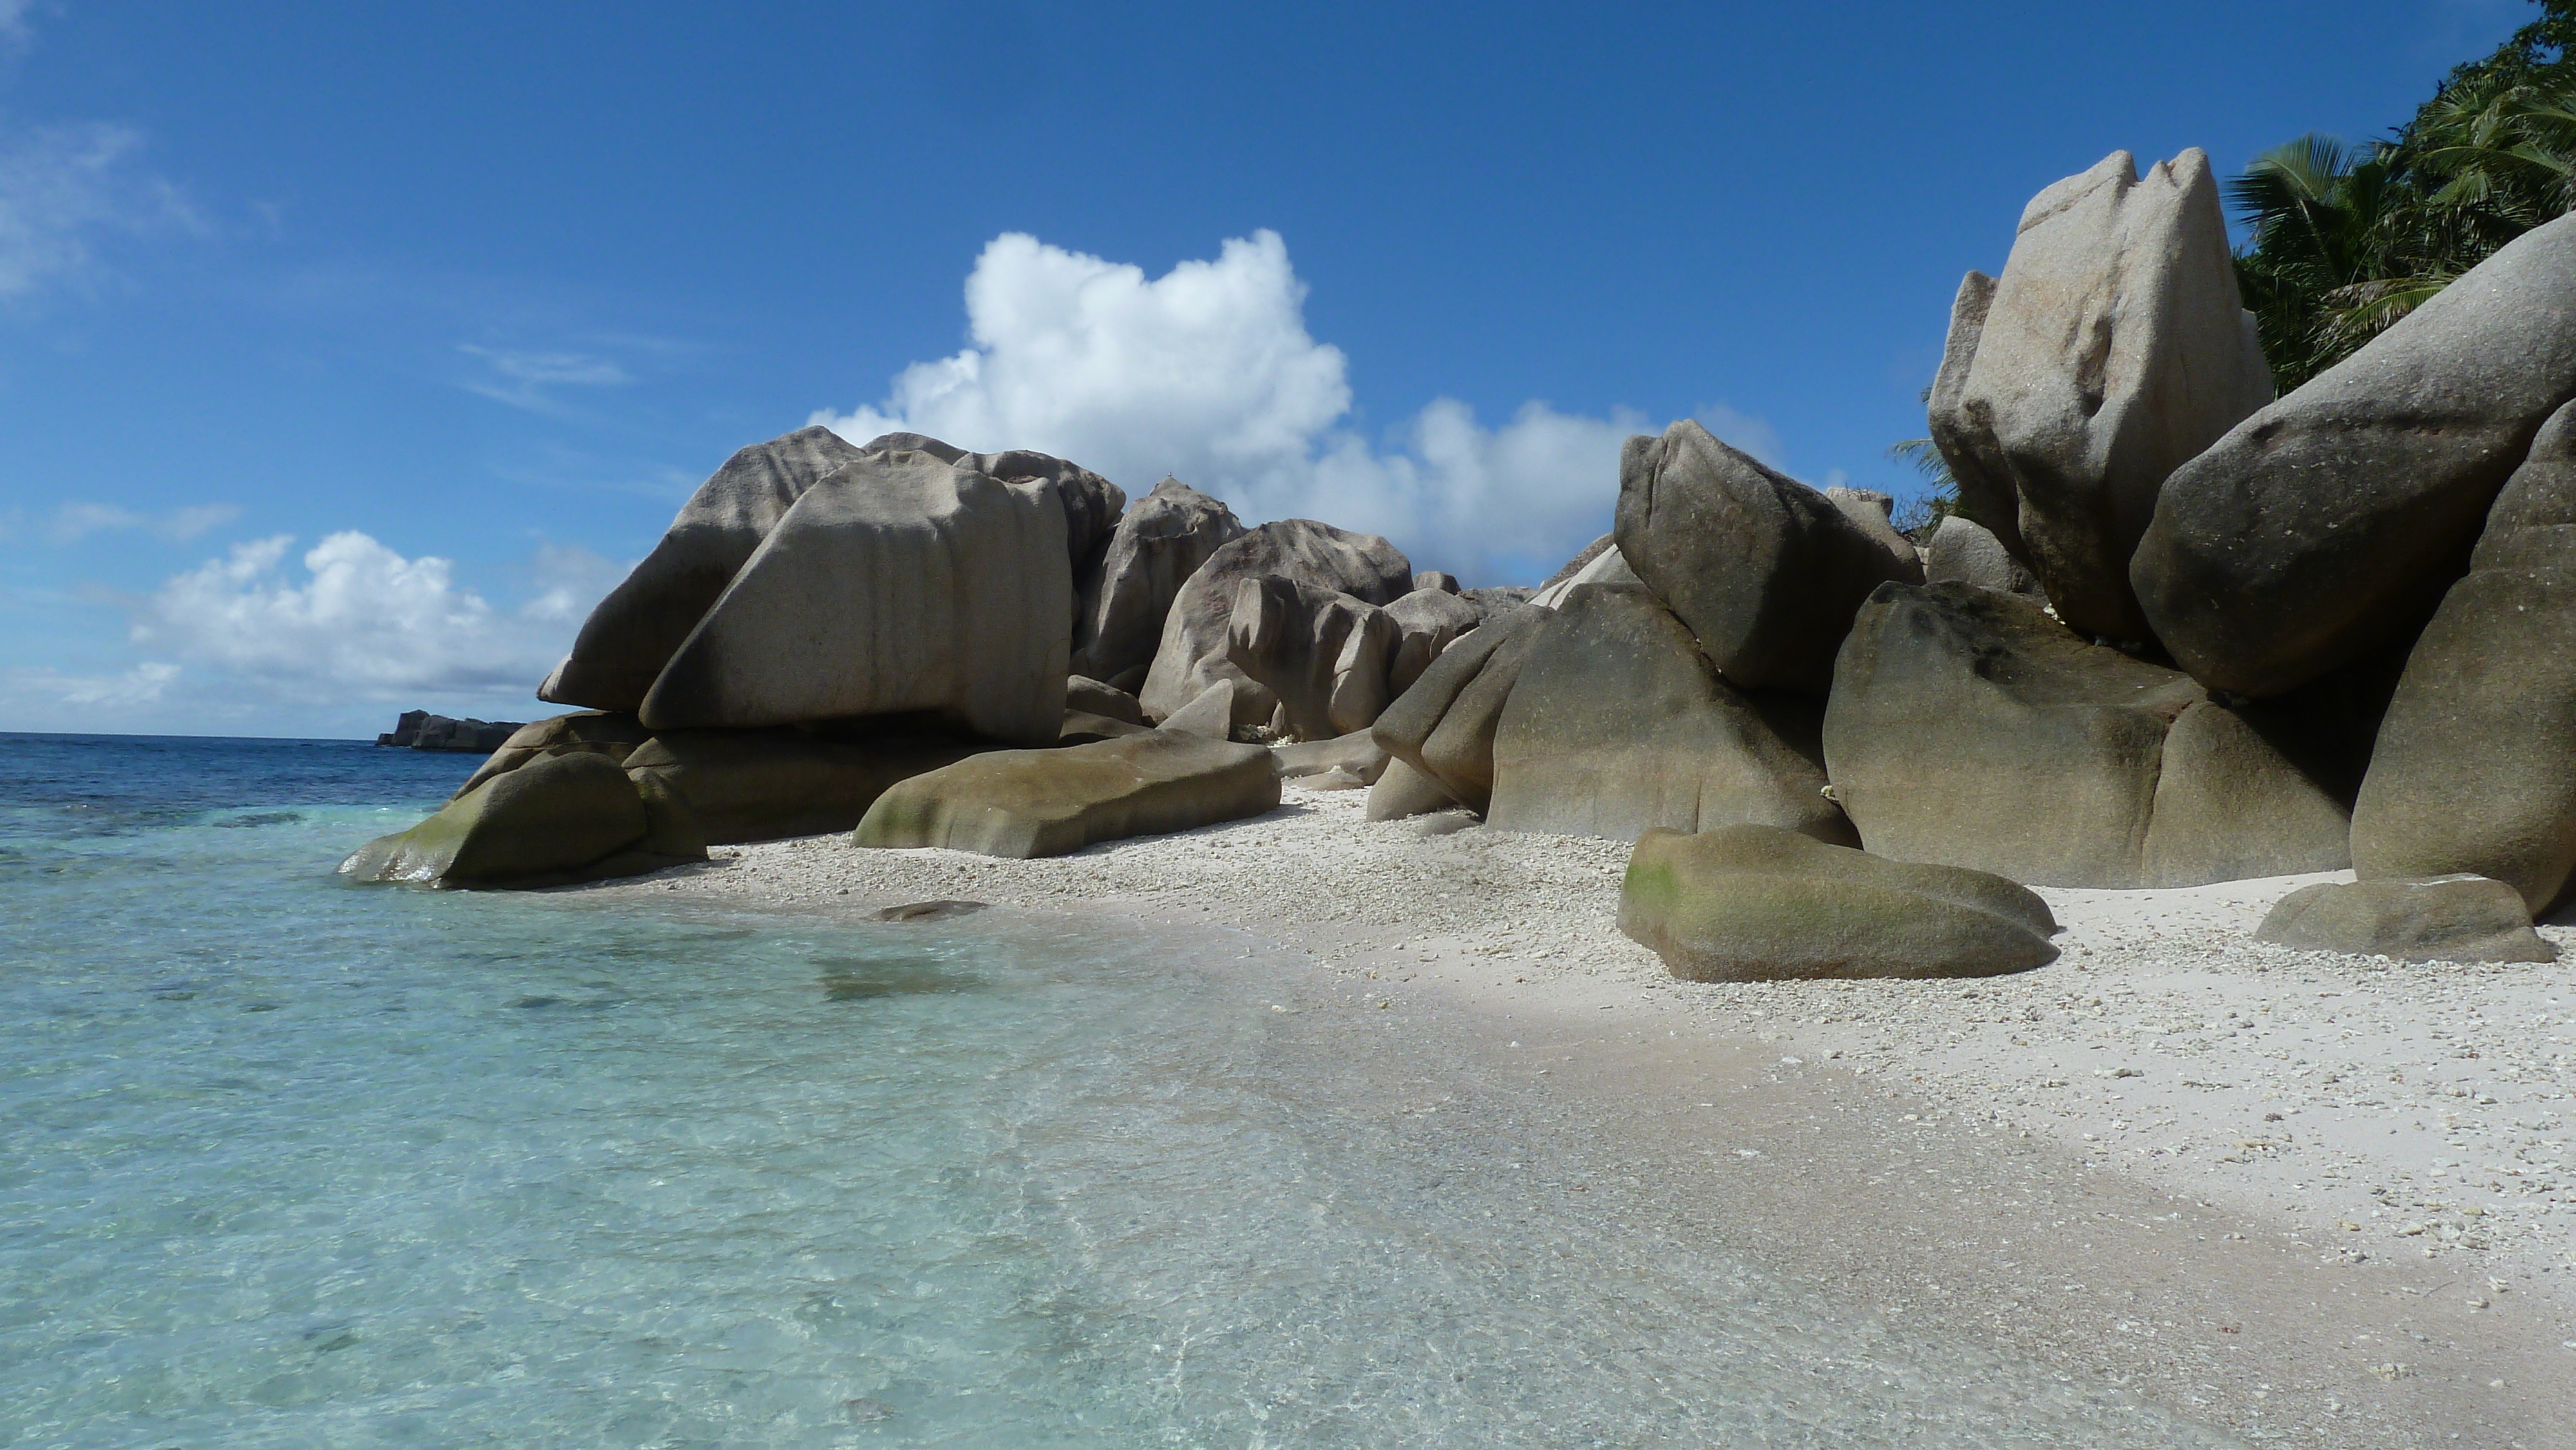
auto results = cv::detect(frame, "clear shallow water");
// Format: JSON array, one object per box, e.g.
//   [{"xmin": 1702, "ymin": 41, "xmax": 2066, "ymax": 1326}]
[{"xmin": 0, "ymin": 733, "xmax": 2240, "ymax": 1448}]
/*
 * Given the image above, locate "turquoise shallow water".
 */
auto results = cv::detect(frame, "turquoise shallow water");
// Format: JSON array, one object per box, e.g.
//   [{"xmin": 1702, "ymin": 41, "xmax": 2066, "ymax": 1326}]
[{"xmin": 0, "ymin": 733, "xmax": 2240, "ymax": 1447}]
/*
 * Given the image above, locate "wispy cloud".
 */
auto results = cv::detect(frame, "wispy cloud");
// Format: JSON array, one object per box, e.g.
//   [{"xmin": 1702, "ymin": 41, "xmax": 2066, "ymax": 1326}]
[
  {"xmin": 0, "ymin": 120, "xmax": 198, "ymax": 301},
  {"xmin": 5, "ymin": 659, "xmax": 179, "ymax": 710},
  {"xmin": 0, "ymin": 0, "xmax": 36, "ymax": 57},
  {"xmin": 456, "ymin": 344, "xmax": 635, "ymax": 413},
  {"xmin": 45, "ymin": 500, "xmax": 241, "ymax": 544}
]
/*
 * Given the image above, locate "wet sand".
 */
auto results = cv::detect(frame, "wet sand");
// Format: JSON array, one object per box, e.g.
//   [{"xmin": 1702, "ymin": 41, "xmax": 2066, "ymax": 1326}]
[{"xmin": 584, "ymin": 779, "xmax": 2576, "ymax": 1446}]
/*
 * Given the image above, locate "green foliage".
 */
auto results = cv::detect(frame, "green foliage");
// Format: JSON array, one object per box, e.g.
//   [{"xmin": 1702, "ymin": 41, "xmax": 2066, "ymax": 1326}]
[
  {"xmin": 1886, "ymin": 435, "xmax": 1960, "ymax": 536},
  {"xmin": 2232, "ymin": 1, "xmax": 2576, "ymax": 390}
]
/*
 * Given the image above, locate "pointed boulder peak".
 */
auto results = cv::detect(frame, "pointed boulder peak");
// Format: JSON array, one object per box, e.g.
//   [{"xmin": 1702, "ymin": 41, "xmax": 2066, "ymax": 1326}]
[
  {"xmin": 538, "ymin": 426, "xmax": 871, "ymax": 711},
  {"xmin": 638, "ymin": 449, "xmax": 1072, "ymax": 744},
  {"xmin": 1612, "ymin": 419, "xmax": 1922, "ymax": 695},
  {"xmin": 1072, "ymin": 476, "xmax": 1247, "ymax": 688},
  {"xmin": 1135, "ymin": 518, "xmax": 1412, "ymax": 730},
  {"xmin": 1937, "ymin": 148, "xmax": 2274, "ymax": 643},
  {"xmin": 2136, "ymin": 211, "xmax": 2576, "ymax": 697}
]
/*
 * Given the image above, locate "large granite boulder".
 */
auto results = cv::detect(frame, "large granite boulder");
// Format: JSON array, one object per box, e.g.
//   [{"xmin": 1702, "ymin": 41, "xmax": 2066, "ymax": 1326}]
[
  {"xmin": 1137, "ymin": 520, "xmax": 1412, "ymax": 730},
  {"xmin": 1925, "ymin": 271, "xmax": 2031, "ymax": 560},
  {"xmin": 1224, "ymin": 577, "xmax": 1400, "ymax": 741},
  {"xmin": 1369, "ymin": 604, "xmax": 1551, "ymax": 813},
  {"xmin": 339, "ymin": 751, "xmax": 699, "ymax": 888},
  {"xmin": 638, "ymin": 449, "xmax": 1070, "ymax": 742},
  {"xmin": 1486, "ymin": 585, "xmax": 1855, "ymax": 845},
  {"xmin": 857, "ymin": 431, "xmax": 1126, "ymax": 569},
  {"xmin": 853, "ymin": 731, "xmax": 1281, "ymax": 858},
  {"xmin": 1933, "ymin": 149, "xmax": 2273, "ymax": 642},
  {"xmin": 540, "ymin": 427, "xmax": 868, "ymax": 710},
  {"xmin": 1824, "ymin": 583, "xmax": 2350, "ymax": 888},
  {"xmin": 2135, "ymin": 211, "xmax": 2576, "ymax": 696},
  {"xmin": 1922, "ymin": 514, "xmax": 2040, "ymax": 596},
  {"xmin": 1619, "ymin": 824, "xmax": 2061, "ymax": 981},
  {"xmin": 1383, "ymin": 587, "xmax": 1483, "ymax": 696},
  {"xmin": 2256, "ymin": 877, "xmax": 2555, "ymax": 965},
  {"xmin": 1065, "ymin": 675, "xmax": 1147, "ymax": 726},
  {"xmin": 622, "ymin": 726, "xmax": 986, "ymax": 844},
  {"xmin": 451, "ymin": 710, "xmax": 654, "ymax": 800},
  {"xmin": 1614, "ymin": 420, "xmax": 1922, "ymax": 693},
  {"xmin": 2352, "ymin": 398, "xmax": 2576, "ymax": 911},
  {"xmin": 1070, "ymin": 476, "xmax": 1245, "ymax": 690}
]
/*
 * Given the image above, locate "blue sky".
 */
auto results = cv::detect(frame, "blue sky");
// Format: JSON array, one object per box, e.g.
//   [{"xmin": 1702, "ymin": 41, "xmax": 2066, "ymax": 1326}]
[{"xmin": 0, "ymin": 0, "xmax": 2542, "ymax": 737}]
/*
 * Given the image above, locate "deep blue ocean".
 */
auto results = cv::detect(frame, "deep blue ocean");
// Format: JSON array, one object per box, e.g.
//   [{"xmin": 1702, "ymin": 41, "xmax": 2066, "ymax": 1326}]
[{"xmin": 0, "ymin": 733, "xmax": 2240, "ymax": 1448}]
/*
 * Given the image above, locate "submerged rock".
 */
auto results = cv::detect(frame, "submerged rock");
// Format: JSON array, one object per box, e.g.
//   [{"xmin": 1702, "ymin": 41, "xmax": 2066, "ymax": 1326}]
[
  {"xmin": 853, "ymin": 731, "xmax": 1281, "ymax": 858},
  {"xmin": 1618, "ymin": 824, "xmax": 2060, "ymax": 981},
  {"xmin": 2255, "ymin": 877, "xmax": 2555, "ymax": 964},
  {"xmin": 339, "ymin": 751, "xmax": 698, "ymax": 888}
]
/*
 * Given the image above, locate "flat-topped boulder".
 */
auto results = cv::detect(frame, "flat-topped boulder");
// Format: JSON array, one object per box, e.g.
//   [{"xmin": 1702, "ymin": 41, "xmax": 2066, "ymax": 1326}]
[
  {"xmin": 1824, "ymin": 583, "xmax": 2351, "ymax": 888},
  {"xmin": 1613, "ymin": 419, "xmax": 1921, "ymax": 693},
  {"xmin": 340, "ymin": 751, "xmax": 702, "ymax": 889},
  {"xmin": 2134, "ymin": 211, "xmax": 2576, "ymax": 696},
  {"xmin": 852, "ymin": 731, "xmax": 1281, "ymax": 858},
  {"xmin": 2256, "ymin": 877, "xmax": 2556, "ymax": 965},
  {"xmin": 1486, "ymin": 585, "xmax": 1853, "ymax": 844},
  {"xmin": 622, "ymin": 727, "xmax": 987, "ymax": 844},
  {"xmin": 1071, "ymin": 476, "xmax": 1245, "ymax": 690},
  {"xmin": 1933, "ymin": 149, "xmax": 2272, "ymax": 641},
  {"xmin": 1139, "ymin": 519, "xmax": 1412, "ymax": 730},
  {"xmin": 638, "ymin": 449, "xmax": 1070, "ymax": 742},
  {"xmin": 2353, "ymin": 397, "xmax": 2576, "ymax": 912},
  {"xmin": 1618, "ymin": 824, "xmax": 2061, "ymax": 981}
]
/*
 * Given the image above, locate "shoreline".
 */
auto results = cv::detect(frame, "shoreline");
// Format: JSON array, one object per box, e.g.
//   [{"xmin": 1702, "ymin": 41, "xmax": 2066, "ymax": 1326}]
[{"xmin": 580, "ymin": 779, "xmax": 2576, "ymax": 1444}]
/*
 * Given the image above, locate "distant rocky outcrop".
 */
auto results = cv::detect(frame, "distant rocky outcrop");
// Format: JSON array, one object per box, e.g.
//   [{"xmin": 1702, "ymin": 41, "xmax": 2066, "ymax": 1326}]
[{"xmin": 377, "ymin": 710, "xmax": 526, "ymax": 753}]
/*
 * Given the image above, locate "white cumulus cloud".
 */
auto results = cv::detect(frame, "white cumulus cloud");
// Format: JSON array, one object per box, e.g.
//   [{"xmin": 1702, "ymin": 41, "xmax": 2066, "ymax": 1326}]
[
  {"xmin": 129, "ymin": 532, "xmax": 587, "ymax": 704},
  {"xmin": 812, "ymin": 230, "xmax": 1787, "ymax": 583}
]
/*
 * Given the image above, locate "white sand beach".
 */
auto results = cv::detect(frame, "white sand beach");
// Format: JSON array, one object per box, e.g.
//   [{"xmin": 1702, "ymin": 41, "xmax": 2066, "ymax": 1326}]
[{"xmin": 589, "ymin": 778, "xmax": 2576, "ymax": 1446}]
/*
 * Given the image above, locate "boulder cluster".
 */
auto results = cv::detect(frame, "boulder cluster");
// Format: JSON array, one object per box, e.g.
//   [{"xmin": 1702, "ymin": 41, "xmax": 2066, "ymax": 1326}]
[{"xmin": 346, "ymin": 147, "xmax": 2576, "ymax": 977}]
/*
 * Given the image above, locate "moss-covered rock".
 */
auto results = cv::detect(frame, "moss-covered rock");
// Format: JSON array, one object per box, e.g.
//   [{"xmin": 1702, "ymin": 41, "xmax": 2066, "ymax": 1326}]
[
  {"xmin": 339, "ymin": 751, "xmax": 697, "ymax": 888},
  {"xmin": 853, "ymin": 731, "xmax": 1280, "ymax": 858}
]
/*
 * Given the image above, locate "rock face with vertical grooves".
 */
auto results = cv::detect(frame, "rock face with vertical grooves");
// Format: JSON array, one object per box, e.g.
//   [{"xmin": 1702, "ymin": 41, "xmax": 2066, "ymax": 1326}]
[
  {"xmin": 1929, "ymin": 149, "xmax": 2274, "ymax": 642},
  {"xmin": 1486, "ymin": 585, "xmax": 1855, "ymax": 845},
  {"xmin": 1383, "ymin": 587, "xmax": 1484, "ymax": 697},
  {"xmin": 1138, "ymin": 520, "xmax": 1412, "ymax": 730},
  {"xmin": 2256, "ymin": 877, "xmax": 2556, "ymax": 964},
  {"xmin": 1619, "ymin": 824, "xmax": 2061, "ymax": 982},
  {"xmin": 1369, "ymin": 605, "xmax": 1550, "ymax": 814},
  {"xmin": 638, "ymin": 449, "xmax": 1071, "ymax": 744},
  {"xmin": 1224, "ymin": 577, "xmax": 1401, "ymax": 742},
  {"xmin": 1823, "ymin": 583, "xmax": 2349, "ymax": 889},
  {"xmin": 2134, "ymin": 211, "xmax": 2576, "ymax": 696},
  {"xmin": 540, "ymin": 427, "xmax": 869, "ymax": 710},
  {"xmin": 2352, "ymin": 397, "xmax": 2576, "ymax": 912},
  {"xmin": 1071, "ymin": 477, "xmax": 1245, "ymax": 690},
  {"xmin": 1926, "ymin": 271, "xmax": 2030, "ymax": 560},
  {"xmin": 851, "ymin": 731, "xmax": 1282, "ymax": 858},
  {"xmin": 1613, "ymin": 420, "xmax": 1922, "ymax": 694}
]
